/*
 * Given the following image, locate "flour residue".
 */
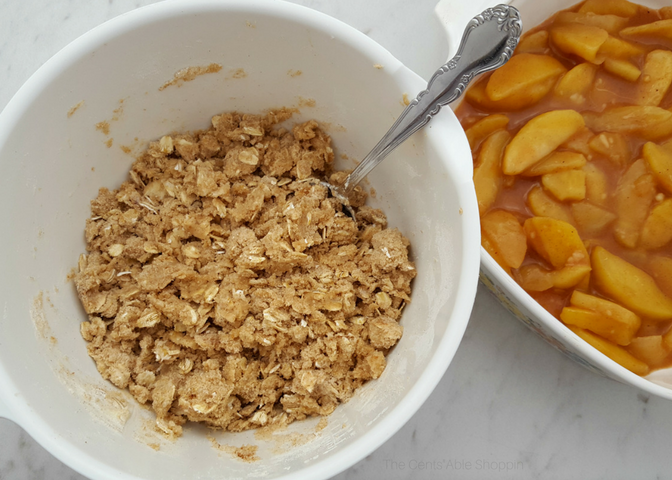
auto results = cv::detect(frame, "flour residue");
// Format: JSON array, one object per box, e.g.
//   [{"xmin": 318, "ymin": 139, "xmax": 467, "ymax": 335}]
[
  {"xmin": 318, "ymin": 122, "xmax": 347, "ymax": 133},
  {"xmin": 133, "ymin": 418, "xmax": 172, "ymax": 451},
  {"xmin": 252, "ymin": 416, "xmax": 329, "ymax": 454},
  {"xmin": 57, "ymin": 365, "xmax": 133, "ymax": 433},
  {"xmin": 30, "ymin": 291, "xmax": 133, "ymax": 433},
  {"xmin": 31, "ymin": 292, "xmax": 52, "ymax": 342}
]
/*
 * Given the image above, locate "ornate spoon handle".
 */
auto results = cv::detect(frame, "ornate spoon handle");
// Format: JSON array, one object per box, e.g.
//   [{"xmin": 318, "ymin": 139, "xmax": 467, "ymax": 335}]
[{"xmin": 341, "ymin": 5, "xmax": 522, "ymax": 196}]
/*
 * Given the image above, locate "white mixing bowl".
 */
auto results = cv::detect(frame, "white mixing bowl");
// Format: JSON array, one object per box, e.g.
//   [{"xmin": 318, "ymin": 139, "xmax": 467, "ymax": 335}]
[
  {"xmin": 0, "ymin": 0, "xmax": 480, "ymax": 479},
  {"xmin": 437, "ymin": 0, "xmax": 672, "ymax": 401}
]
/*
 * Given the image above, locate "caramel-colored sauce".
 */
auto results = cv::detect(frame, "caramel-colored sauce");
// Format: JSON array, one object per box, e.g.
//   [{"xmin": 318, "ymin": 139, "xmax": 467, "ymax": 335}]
[{"xmin": 455, "ymin": 0, "xmax": 672, "ymax": 371}]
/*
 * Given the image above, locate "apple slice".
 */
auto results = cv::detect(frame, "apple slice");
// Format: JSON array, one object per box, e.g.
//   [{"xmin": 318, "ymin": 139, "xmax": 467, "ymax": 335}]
[
  {"xmin": 592, "ymin": 246, "xmax": 672, "ymax": 321},
  {"xmin": 503, "ymin": 110, "xmax": 585, "ymax": 175}
]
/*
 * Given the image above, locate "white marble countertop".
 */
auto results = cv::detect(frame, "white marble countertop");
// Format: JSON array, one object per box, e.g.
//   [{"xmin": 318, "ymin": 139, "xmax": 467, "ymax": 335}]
[{"xmin": 2, "ymin": 1, "xmax": 672, "ymax": 479}]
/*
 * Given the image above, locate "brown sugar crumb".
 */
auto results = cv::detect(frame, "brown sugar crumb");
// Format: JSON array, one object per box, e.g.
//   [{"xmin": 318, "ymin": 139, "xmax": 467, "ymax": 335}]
[
  {"xmin": 74, "ymin": 109, "xmax": 416, "ymax": 438},
  {"xmin": 209, "ymin": 436, "xmax": 259, "ymax": 462},
  {"xmin": 66, "ymin": 268, "xmax": 77, "ymax": 281},
  {"xmin": 159, "ymin": 63, "xmax": 223, "ymax": 91},
  {"xmin": 112, "ymin": 100, "xmax": 124, "ymax": 119},
  {"xmin": 402, "ymin": 93, "xmax": 410, "ymax": 106},
  {"xmin": 96, "ymin": 121, "xmax": 110, "ymax": 135},
  {"xmin": 68, "ymin": 100, "xmax": 84, "ymax": 118},
  {"xmin": 297, "ymin": 97, "xmax": 316, "ymax": 108},
  {"xmin": 105, "ymin": 139, "xmax": 113, "ymax": 148},
  {"xmin": 230, "ymin": 68, "xmax": 247, "ymax": 79},
  {"xmin": 232, "ymin": 444, "xmax": 258, "ymax": 462},
  {"xmin": 315, "ymin": 416, "xmax": 328, "ymax": 431},
  {"xmin": 288, "ymin": 70, "xmax": 302, "ymax": 78}
]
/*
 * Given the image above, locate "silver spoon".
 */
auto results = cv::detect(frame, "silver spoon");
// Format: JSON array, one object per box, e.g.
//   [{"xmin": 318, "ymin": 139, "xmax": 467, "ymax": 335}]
[{"xmin": 317, "ymin": 4, "xmax": 522, "ymax": 219}]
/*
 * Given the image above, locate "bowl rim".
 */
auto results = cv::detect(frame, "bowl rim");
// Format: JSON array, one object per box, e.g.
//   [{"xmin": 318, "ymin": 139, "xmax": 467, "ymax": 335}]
[
  {"xmin": 0, "ymin": 0, "xmax": 481, "ymax": 478},
  {"xmin": 480, "ymin": 248, "xmax": 672, "ymax": 401}
]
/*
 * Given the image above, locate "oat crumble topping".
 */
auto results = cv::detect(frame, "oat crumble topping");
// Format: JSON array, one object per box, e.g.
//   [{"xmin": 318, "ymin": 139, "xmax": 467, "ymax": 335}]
[{"xmin": 75, "ymin": 109, "xmax": 415, "ymax": 437}]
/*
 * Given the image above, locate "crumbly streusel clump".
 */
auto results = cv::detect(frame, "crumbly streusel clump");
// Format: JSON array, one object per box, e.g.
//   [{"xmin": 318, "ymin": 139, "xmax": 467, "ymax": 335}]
[{"xmin": 75, "ymin": 109, "xmax": 416, "ymax": 437}]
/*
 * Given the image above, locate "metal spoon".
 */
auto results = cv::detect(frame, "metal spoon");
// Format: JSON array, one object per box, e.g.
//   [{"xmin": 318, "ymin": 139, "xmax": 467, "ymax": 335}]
[{"xmin": 317, "ymin": 4, "xmax": 522, "ymax": 219}]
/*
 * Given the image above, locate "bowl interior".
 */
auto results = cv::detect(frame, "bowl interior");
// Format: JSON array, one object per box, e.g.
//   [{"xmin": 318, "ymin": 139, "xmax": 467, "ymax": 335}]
[{"xmin": 0, "ymin": 1, "xmax": 478, "ymax": 479}]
